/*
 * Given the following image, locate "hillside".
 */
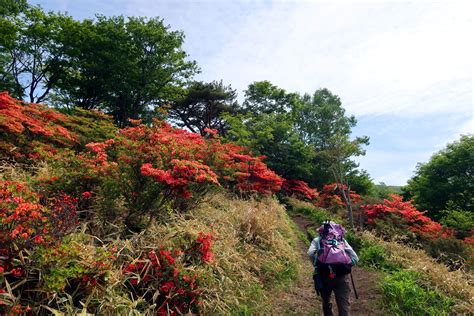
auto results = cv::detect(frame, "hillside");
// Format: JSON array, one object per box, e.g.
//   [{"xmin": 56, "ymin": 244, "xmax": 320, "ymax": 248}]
[{"xmin": 0, "ymin": 93, "xmax": 473, "ymax": 315}]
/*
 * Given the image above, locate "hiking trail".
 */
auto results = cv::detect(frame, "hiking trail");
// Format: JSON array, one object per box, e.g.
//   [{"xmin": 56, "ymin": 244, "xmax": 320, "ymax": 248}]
[{"xmin": 272, "ymin": 214, "xmax": 384, "ymax": 315}]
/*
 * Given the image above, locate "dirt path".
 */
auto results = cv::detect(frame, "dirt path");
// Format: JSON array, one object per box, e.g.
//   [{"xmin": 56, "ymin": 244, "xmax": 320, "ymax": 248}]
[{"xmin": 272, "ymin": 214, "xmax": 384, "ymax": 315}]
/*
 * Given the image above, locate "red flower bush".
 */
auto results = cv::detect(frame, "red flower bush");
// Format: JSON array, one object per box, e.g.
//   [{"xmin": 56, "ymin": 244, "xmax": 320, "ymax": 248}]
[
  {"xmin": 0, "ymin": 92, "xmax": 77, "ymax": 160},
  {"xmin": 1, "ymin": 95, "xmax": 283, "ymax": 231},
  {"xmin": 0, "ymin": 181, "xmax": 78, "ymax": 312},
  {"xmin": 317, "ymin": 183, "xmax": 361, "ymax": 209},
  {"xmin": 282, "ymin": 180, "xmax": 319, "ymax": 201},
  {"xmin": 361, "ymin": 194, "xmax": 452, "ymax": 239},
  {"xmin": 194, "ymin": 232, "xmax": 213, "ymax": 262},
  {"xmin": 0, "ymin": 181, "xmax": 77, "ymax": 253},
  {"xmin": 0, "ymin": 92, "xmax": 116, "ymax": 162},
  {"xmin": 122, "ymin": 232, "xmax": 214, "ymax": 314},
  {"xmin": 123, "ymin": 232, "xmax": 214, "ymax": 315},
  {"xmin": 40, "ymin": 119, "xmax": 284, "ymax": 230}
]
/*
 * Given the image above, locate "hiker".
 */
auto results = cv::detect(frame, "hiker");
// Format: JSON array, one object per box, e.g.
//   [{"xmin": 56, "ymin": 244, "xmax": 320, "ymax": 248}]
[{"xmin": 307, "ymin": 221, "xmax": 358, "ymax": 316}]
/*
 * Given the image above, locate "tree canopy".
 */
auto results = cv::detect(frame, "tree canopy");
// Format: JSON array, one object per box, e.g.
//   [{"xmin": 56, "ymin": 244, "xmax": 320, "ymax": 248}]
[
  {"xmin": 226, "ymin": 81, "xmax": 370, "ymax": 193},
  {"xmin": 168, "ymin": 80, "xmax": 239, "ymax": 135},
  {"xmin": 0, "ymin": 4, "xmax": 75, "ymax": 102},
  {"xmin": 1, "ymin": 3, "xmax": 197, "ymax": 126},
  {"xmin": 403, "ymin": 135, "xmax": 474, "ymax": 219}
]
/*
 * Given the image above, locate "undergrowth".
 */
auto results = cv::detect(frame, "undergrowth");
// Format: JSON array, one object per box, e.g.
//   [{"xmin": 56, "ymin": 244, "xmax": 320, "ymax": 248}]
[
  {"xmin": 155, "ymin": 193, "xmax": 301, "ymax": 314},
  {"xmin": 382, "ymin": 270, "xmax": 454, "ymax": 315}
]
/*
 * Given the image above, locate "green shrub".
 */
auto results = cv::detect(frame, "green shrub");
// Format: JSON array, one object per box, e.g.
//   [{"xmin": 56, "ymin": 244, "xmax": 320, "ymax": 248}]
[
  {"xmin": 34, "ymin": 234, "xmax": 113, "ymax": 292},
  {"xmin": 440, "ymin": 208, "xmax": 474, "ymax": 239},
  {"xmin": 425, "ymin": 237, "xmax": 473, "ymax": 271},
  {"xmin": 382, "ymin": 270, "xmax": 454, "ymax": 315},
  {"xmin": 359, "ymin": 243, "xmax": 400, "ymax": 272}
]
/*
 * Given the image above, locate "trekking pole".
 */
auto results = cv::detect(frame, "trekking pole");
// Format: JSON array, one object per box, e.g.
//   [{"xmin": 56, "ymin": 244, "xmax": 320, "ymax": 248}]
[{"xmin": 350, "ymin": 272, "xmax": 359, "ymax": 299}]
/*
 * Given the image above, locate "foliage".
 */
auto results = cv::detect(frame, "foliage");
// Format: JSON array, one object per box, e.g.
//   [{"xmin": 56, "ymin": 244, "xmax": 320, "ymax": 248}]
[
  {"xmin": 371, "ymin": 182, "xmax": 402, "ymax": 199},
  {"xmin": 0, "ymin": 92, "xmax": 77, "ymax": 160},
  {"xmin": 403, "ymin": 135, "xmax": 474, "ymax": 219},
  {"xmin": 168, "ymin": 80, "xmax": 240, "ymax": 135},
  {"xmin": 344, "ymin": 230, "xmax": 363, "ymax": 253},
  {"xmin": 362, "ymin": 194, "xmax": 451, "ymax": 240},
  {"xmin": 359, "ymin": 242, "xmax": 401, "ymax": 272},
  {"xmin": 0, "ymin": 181, "xmax": 78, "ymax": 314},
  {"xmin": 1, "ymin": 4, "xmax": 198, "ymax": 125},
  {"xmin": 361, "ymin": 231, "xmax": 473, "ymax": 312},
  {"xmin": 37, "ymin": 118, "xmax": 282, "ymax": 231},
  {"xmin": 281, "ymin": 179, "xmax": 318, "ymax": 201},
  {"xmin": 294, "ymin": 88, "xmax": 369, "ymax": 188},
  {"xmin": 230, "ymin": 82, "xmax": 370, "ymax": 190},
  {"xmin": 285, "ymin": 197, "xmax": 331, "ymax": 227},
  {"xmin": 34, "ymin": 234, "xmax": 113, "ymax": 292},
  {"xmin": 122, "ymin": 233, "xmax": 213, "ymax": 315},
  {"xmin": 381, "ymin": 270, "xmax": 454, "ymax": 315},
  {"xmin": 0, "ymin": 3, "xmax": 76, "ymax": 102},
  {"xmin": 242, "ymin": 80, "xmax": 298, "ymax": 115},
  {"xmin": 317, "ymin": 182, "xmax": 361, "ymax": 210},
  {"xmin": 56, "ymin": 15, "xmax": 197, "ymax": 126},
  {"xmin": 116, "ymin": 193, "xmax": 300, "ymax": 315},
  {"xmin": 0, "ymin": 180, "xmax": 77, "ymax": 259},
  {"xmin": 0, "ymin": 92, "xmax": 117, "ymax": 161},
  {"xmin": 345, "ymin": 169, "xmax": 374, "ymax": 196},
  {"xmin": 224, "ymin": 111, "xmax": 315, "ymax": 183},
  {"xmin": 439, "ymin": 206, "xmax": 474, "ymax": 239},
  {"xmin": 0, "ymin": 0, "xmax": 28, "ymax": 16}
]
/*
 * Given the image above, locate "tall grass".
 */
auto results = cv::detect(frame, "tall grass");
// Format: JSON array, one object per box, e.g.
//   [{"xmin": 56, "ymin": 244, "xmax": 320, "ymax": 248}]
[
  {"xmin": 128, "ymin": 193, "xmax": 301, "ymax": 314},
  {"xmin": 361, "ymin": 232, "xmax": 473, "ymax": 313}
]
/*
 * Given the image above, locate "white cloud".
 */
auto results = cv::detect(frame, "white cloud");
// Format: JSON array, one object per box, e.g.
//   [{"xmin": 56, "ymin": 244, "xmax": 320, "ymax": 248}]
[{"xmin": 196, "ymin": 0, "xmax": 472, "ymax": 116}]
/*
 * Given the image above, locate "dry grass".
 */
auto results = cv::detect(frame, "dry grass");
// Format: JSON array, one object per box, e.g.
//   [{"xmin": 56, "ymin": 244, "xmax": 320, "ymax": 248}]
[
  {"xmin": 159, "ymin": 193, "xmax": 300, "ymax": 314},
  {"xmin": 362, "ymin": 231, "xmax": 474, "ymax": 313},
  {"xmin": 98, "ymin": 193, "xmax": 301, "ymax": 314}
]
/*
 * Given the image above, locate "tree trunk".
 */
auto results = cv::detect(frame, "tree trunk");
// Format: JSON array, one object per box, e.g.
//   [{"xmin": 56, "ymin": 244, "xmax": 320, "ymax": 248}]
[{"xmin": 339, "ymin": 184, "xmax": 354, "ymax": 230}]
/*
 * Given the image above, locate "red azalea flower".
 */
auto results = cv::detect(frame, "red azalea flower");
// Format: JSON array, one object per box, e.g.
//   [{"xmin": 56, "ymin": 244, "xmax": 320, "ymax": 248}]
[{"xmin": 82, "ymin": 191, "xmax": 92, "ymax": 199}]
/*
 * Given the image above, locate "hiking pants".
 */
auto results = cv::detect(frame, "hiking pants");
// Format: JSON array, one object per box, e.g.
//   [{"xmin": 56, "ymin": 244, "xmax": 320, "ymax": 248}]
[{"xmin": 320, "ymin": 274, "xmax": 351, "ymax": 316}]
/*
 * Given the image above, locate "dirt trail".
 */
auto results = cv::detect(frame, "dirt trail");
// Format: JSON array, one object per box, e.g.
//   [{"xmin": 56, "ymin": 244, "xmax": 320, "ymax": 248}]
[{"xmin": 272, "ymin": 214, "xmax": 384, "ymax": 315}]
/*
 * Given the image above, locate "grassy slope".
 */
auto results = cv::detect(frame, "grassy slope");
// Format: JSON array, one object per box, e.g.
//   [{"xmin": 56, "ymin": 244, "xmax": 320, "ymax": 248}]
[{"xmin": 141, "ymin": 193, "xmax": 303, "ymax": 314}]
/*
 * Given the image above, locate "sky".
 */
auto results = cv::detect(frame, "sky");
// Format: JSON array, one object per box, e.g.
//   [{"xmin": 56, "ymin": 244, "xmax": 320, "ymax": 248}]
[{"xmin": 34, "ymin": 0, "xmax": 473, "ymax": 186}]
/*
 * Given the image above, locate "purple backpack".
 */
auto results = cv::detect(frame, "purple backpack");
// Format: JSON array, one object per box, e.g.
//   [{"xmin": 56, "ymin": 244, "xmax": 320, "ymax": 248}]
[{"xmin": 317, "ymin": 221, "xmax": 352, "ymax": 265}]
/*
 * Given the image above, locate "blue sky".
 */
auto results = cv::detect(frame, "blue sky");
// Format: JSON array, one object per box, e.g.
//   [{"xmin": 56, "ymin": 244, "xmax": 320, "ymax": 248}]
[{"xmin": 34, "ymin": 0, "xmax": 473, "ymax": 186}]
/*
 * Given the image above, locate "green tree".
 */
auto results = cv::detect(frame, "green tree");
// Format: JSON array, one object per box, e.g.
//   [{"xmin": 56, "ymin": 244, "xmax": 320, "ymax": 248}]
[
  {"xmin": 227, "ymin": 82, "xmax": 315, "ymax": 182},
  {"xmin": 0, "ymin": 3, "xmax": 74, "ymax": 102},
  {"xmin": 293, "ymin": 88, "xmax": 369, "ymax": 227},
  {"xmin": 346, "ymin": 169, "xmax": 374, "ymax": 196},
  {"xmin": 168, "ymin": 80, "xmax": 239, "ymax": 135},
  {"xmin": 403, "ymin": 135, "xmax": 474, "ymax": 219},
  {"xmin": 0, "ymin": 0, "xmax": 27, "ymax": 16},
  {"xmin": 0, "ymin": 0, "xmax": 27, "ymax": 93},
  {"xmin": 225, "ymin": 111, "xmax": 315, "ymax": 182},
  {"xmin": 295, "ymin": 88, "xmax": 369, "ymax": 188},
  {"xmin": 243, "ymin": 81, "xmax": 298, "ymax": 115},
  {"xmin": 54, "ymin": 15, "xmax": 197, "ymax": 126},
  {"xmin": 439, "ymin": 204, "xmax": 473, "ymax": 239}
]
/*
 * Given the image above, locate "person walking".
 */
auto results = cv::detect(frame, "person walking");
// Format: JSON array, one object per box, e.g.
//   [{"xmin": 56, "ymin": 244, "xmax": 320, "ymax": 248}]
[{"xmin": 307, "ymin": 221, "xmax": 358, "ymax": 316}]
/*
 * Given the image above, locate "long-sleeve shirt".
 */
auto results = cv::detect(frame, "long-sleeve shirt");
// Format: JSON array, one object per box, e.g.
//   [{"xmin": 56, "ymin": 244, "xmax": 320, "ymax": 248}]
[{"xmin": 307, "ymin": 236, "xmax": 359, "ymax": 266}]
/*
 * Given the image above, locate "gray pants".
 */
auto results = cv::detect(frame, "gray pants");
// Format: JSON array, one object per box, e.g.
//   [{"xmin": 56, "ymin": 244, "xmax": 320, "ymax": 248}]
[{"xmin": 320, "ymin": 274, "xmax": 351, "ymax": 316}]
